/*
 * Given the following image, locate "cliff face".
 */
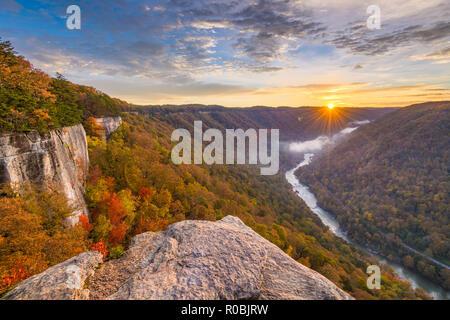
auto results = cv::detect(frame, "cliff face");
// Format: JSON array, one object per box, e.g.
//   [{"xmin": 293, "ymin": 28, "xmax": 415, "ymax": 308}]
[
  {"xmin": 0, "ymin": 117, "xmax": 123, "ymax": 224},
  {"xmin": 0, "ymin": 124, "xmax": 89, "ymax": 225},
  {"xmin": 94, "ymin": 117, "xmax": 122, "ymax": 140},
  {"xmin": 4, "ymin": 216, "xmax": 353, "ymax": 300}
]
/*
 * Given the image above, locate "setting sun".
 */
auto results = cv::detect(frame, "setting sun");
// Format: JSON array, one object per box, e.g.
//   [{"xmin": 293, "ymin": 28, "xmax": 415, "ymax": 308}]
[{"xmin": 328, "ymin": 103, "xmax": 335, "ymax": 109}]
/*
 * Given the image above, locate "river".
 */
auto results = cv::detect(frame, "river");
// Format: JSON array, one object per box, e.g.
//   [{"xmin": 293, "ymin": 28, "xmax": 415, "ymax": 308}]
[{"xmin": 286, "ymin": 146, "xmax": 450, "ymax": 300}]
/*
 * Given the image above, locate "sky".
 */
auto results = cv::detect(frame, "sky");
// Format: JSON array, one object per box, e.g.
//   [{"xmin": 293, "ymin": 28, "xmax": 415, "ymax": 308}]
[{"xmin": 1, "ymin": 0, "xmax": 449, "ymax": 107}]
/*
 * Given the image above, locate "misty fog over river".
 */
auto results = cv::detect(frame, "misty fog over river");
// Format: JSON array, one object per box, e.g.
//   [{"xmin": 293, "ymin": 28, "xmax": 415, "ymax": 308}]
[{"xmin": 286, "ymin": 126, "xmax": 450, "ymax": 300}]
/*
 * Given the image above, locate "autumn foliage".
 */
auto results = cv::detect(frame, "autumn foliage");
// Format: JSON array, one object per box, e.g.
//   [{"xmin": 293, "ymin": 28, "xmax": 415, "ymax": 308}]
[
  {"xmin": 138, "ymin": 187, "xmax": 153, "ymax": 201},
  {"xmin": 83, "ymin": 117, "xmax": 103, "ymax": 137},
  {"xmin": 0, "ymin": 189, "xmax": 89, "ymax": 296},
  {"xmin": 91, "ymin": 240, "xmax": 108, "ymax": 259},
  {"xmin": 0, "ymin": 261, "xmax": 31, "ymax": 292},
  {"xmin": 78, "ymin": 215, "xmax": 93, "ymax": 233},
  {"xmin": 0, "ymin": 39, "xmax": 122, "ymax": 134}
]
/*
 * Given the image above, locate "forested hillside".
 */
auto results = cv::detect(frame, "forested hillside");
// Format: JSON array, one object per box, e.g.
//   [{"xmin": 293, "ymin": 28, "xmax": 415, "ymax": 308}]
[
  {"xmin": 297, "ymin": 102, "xmax": 450, "ymax": 289},
  {"xmin": 0, "ymin": 39, "xmax": 122, "ymax": 133},
  {"xmin": 0, "ymin": 41, "xmax": 430, "ymax": 299}
]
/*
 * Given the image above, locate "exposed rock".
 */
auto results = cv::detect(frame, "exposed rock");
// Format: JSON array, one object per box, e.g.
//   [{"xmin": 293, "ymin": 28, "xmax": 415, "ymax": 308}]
[
  {"xmin": 0, "ymin": 118, "xmax": 123, "ymax": 224},
  {"xmin": 3, "ymin": 251, "xmax": 103, "ymax": 300},
  {"xmin": 0, "ymin": 124, "xmax": 89, "ymax": 224},
  {"xmin": 5, "ymin": 216, "xmax": 353, "ymax": 300},
  {"xmin": 88, "ymin": 232, "xmax": 164, "ymax": 300},
  {"xmin": 94, "ymin": 117, "xmax": 122, "ymax": 140}
]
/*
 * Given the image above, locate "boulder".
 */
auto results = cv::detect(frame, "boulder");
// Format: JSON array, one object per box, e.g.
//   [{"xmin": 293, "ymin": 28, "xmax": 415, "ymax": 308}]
[{"xmin": 5, "ymin": 216, "xmax": 353, "ymax": 300}]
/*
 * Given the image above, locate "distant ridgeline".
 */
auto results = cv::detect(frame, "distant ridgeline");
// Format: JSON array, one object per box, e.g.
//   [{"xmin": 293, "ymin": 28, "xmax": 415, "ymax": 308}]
[
  {"xmin": 127, "ymin": 104, "xmax": 397, "ymax": 141},
  {"xmin": 297, "ymin": 101, "xmax": 450, "ymax": 290},
  {"xmin": 0, "ymin": 39, "xmax": 126, "ymax": 134}
]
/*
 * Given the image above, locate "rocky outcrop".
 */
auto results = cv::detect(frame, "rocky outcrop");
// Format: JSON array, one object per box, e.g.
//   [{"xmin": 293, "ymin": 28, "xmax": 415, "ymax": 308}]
[
  {"xmin": 3, "ymin": 251, "xmax": 103, "ymax": 300},
  {"xmin": 4, "ymin": 216, "xmax": 353, "ymax": 300},
  {"xmin": 94, "ymin": 117, "xmax": 122, "ymax": 140},
  {"xmin": 0, "ymin": 124, "xmax": 89, "ymax": 225}
]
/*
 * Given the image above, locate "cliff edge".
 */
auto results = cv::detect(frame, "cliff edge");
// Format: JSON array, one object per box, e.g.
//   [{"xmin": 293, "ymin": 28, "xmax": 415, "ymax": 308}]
[
  {"xmin": 4, "ymin": 216, "xmax": 353, "ymax": 300},
  {"xmin": 0, "ymin": 124, "xmax": 89, "ymax": 224}
]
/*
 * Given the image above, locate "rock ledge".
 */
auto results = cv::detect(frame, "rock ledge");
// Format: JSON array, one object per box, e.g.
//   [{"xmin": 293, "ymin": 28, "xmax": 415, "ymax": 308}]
[{"xmin": 5, "ymin": 216, "xmax": 353, "ymax": 300}]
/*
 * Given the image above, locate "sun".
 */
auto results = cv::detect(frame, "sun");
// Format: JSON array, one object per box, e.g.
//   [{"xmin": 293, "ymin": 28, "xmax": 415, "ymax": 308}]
[{"xmin": 328, "ymin": 103, "xmax": 335, "ymax": 109}]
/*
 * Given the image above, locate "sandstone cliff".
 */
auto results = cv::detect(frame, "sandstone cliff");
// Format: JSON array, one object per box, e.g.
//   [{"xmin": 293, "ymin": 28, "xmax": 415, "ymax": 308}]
[
  {"xmin": 4, "ymin": 216, "xmax": 353, "ymax": 300},
  {"xmin": 0, "ymin": 124, "xmax": 89, "ymax": 225},
  {"xmin": 94, "ymin": 117, "xmax": 122, "ymax": 140},
  {"xmin": 0, "ymin": 117, "xmax": 122, "ymax": 224}
]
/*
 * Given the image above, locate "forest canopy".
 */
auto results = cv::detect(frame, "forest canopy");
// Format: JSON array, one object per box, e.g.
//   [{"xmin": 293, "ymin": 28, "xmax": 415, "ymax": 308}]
[{"xmin": 0, "ymin": 39, "xmax": 122, "ymax": 133}]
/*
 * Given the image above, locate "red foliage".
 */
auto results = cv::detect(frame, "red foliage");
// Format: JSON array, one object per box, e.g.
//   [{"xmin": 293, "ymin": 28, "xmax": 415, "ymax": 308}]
[
  {"xmin": 105, "ymin": 177, "xmax": 115, "ymax": 192},
  {"xmin": 109, "ymin": 224, "xmax": 127, "ymax": 247},
  {"xmin": 0, "ymin": 261, "xmax": 31, "ymax": 290},
  {"xmin": 94, "ymin": 192, "xmax": 129, "ymax": 246},
  {"xmin": 104, "ymin": 193, "xmax": 127, "ymax": 226},
  {"xmin": 78, "ymin": 215, "xmax": 93, "ymax": 233},
  {"xmin": 138, "ymin": 187, "xmax": 153, "ymax": 201},
  {"xmin": 91, "ymin": 240, "xmax": 108, "ymax": 259}
]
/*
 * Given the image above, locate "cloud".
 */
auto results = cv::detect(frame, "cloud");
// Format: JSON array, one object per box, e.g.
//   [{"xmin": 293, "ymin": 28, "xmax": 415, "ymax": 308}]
[
  {"xmin": 289, "ymin": 136, "xmax": 331, "ymax": 153},
  {"xmin": 153, "ymin": 6, "xmax": 166, "ymax": 12},
  {"xmin": 2, "ymin": 0, "xmax": 450, "ymax": 106},
  {"xmin": 289, "ymin": 125, "xmax": 361, "ymax": 153},
  {"xmin": 328, "ymin": 22, "xmax": 450, "ymax": 56},
  {"xmin": 6, "ymin": 0, "xmax": 450, "ymax": 78},
  {"xmin": 190, "ymin": 20, "xmax": 232, "ymax": 29},
  {"xmin": 411, "ymin": 46, "xmax": 450, "ymax": 64},
  {"xmin": 180, "ymin": 0, "xmax": 325, "ymax": 66},
  {"xmin": 247, "ymin": 82, "xmax": 450, "ymax": 107},
  {"xmin": 351, "ymin": 120, "xmax": 371, "ymax": 125},
  {"xmin": 78, "ymin": 78, "xmax": 257, "ymax": 104},
  {"xmin": 291, "ymin": 82, "xmax": 370, "ymax": 92}
]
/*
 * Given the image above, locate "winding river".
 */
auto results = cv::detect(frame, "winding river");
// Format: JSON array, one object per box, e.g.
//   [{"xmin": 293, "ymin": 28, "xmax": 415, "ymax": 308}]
[{"xmin": 286, "ymin": 145, "xmax": 450, "ymax": 300}]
